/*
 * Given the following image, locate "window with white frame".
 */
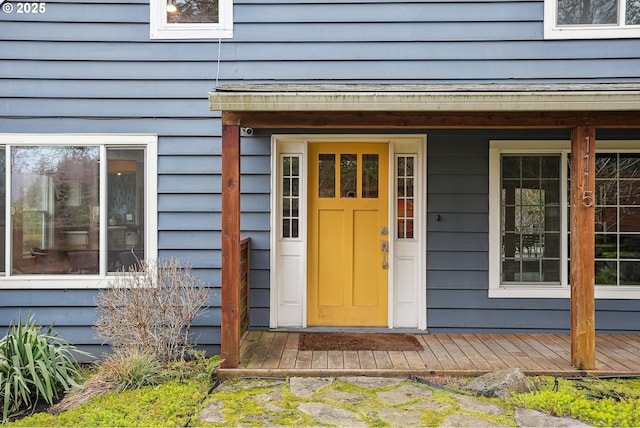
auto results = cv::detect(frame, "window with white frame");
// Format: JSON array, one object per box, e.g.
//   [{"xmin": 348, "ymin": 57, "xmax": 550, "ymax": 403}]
[
  {"xmin": 544, "ymin": 0, "xmax": 640, "ymax": 38},
  {"xmin": 0, "ymin": 134, "xmax": 157, "ymax": 287},
  {"xmin": 396, "ymin": 155, "xmax": 416, "ymax": 239},
  {"xmin": 150, "ymin": 0, "xmax": 233, "ymax": 39},
  {"xmin": 281, "ymin": 155, "xmax": 301, "ymax": 239},
  {"xmin": 490, "ymin": 140, "xmax": 640, "ymax": 299}
]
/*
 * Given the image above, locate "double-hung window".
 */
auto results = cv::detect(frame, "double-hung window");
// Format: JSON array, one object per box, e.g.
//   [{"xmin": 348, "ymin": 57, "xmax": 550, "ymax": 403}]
[
  {"xmin": 0, "ymin": 134, "xmax": 157, "ymax": 288},
  {"xmin": 490, "ymin": 140, "xmax": 640, "ymax": 299},
  {"xmin": 544, "ymin": 0, "xmax": 640, "ymax": 38},
  {"xmin": 150, "ymin": 0, "xmax": 233, "ymax": 39}
]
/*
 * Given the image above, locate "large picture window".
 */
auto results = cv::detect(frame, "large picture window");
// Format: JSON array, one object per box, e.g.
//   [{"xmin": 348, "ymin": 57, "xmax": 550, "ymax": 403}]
[
  {"xmin": 490, "ymin": 140, "xmax": 640, "ymax": 299},
  {"xmin": 0, "ymin": 134, "xmax": 157, "ymax": 287},
  {"xmin": 545, "ymin": 0, "xmax": 640, "ymax": 38},
  {"xmin": 150, "ymin": 0, "xmax": 233, "ymax": 39}
]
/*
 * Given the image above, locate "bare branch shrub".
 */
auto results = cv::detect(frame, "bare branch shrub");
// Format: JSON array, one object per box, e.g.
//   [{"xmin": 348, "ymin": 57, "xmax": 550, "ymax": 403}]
[{"xmin": 94, "ymin": 257, "xmax": 210, "ymax": 362}]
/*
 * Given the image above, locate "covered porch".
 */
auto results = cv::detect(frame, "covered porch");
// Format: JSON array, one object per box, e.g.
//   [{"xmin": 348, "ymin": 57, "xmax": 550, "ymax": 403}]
[
  {"xmin": 209, "ymin": 83, "xmax": 640, "ymax": 371},
  {"xmin": 217, "ymin": 331, "xmax": 640, "ymax": 378}
]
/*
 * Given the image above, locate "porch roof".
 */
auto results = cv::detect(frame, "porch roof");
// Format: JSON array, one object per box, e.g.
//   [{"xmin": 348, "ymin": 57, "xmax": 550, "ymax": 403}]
[{"xmin": 209, "ymin": 83, "xmax": 640, "ymax": 112}]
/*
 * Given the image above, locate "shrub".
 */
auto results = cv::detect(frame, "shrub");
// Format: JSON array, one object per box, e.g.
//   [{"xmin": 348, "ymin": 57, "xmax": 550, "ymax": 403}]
[
  {"xmin": 0, "ymin": 314, "xmax": 87, "ymax": 423},
  {"xmin": 94, "ymin": 257, "xmax": 210, "ymax": 362}
]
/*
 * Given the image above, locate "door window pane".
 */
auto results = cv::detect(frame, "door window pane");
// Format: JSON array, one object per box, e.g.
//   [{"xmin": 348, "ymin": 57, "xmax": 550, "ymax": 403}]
[
  {"xmin": 318, "ymin": 154, "xmax": 335, "ymax": 198},
  {"xmin": 11, "ymin": 146, "xmax": 100, "ymax": 275},
  {"xmin": 340, "ymin": 154, "xmax": 357, "ymax": 198},
  {"xmin": 362, "ymin": 154, "xmax": 379, "ymax": 198},
  {"xmin": 107, "ymin": 149, "xmax": 145, "ymax": 272}
]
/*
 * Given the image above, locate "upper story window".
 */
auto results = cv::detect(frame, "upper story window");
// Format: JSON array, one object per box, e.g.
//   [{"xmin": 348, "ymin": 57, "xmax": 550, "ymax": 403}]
[
  {"xmin": 0, "ymin": 134, "xmax": 157, "ymax": 288},
  {"xmin": 545, "ymin": 0, "xmax": 640, "ymax": 38},
  {"xmin": 150, "ymin": 0, "xmax": 233, "ymax": 40}
]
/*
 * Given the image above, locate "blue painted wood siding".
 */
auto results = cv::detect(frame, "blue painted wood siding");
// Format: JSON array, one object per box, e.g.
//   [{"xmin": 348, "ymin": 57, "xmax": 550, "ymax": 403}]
[{"xmin": 2, "ymin": 0, "xmax": 640, "ymax": 357}]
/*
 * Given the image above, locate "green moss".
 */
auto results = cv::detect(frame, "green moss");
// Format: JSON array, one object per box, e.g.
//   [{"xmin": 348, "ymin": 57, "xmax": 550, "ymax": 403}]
[
  {"xmin": 9, "ymin": 379, "xmax": 206, "ymax": 427},
  {"xmin": 511, "ymin": 377, "xmax": 640, "ymax": 427}
]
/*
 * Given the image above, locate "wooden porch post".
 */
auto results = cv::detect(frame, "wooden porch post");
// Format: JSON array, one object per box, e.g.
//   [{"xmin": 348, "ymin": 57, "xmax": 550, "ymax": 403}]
[
  {"xmin": 221, "ymin": 122, "xmax": 241, "ymax": 368},
  {"xmin": 570, "ymin": 126, "xmax": 596, "ymax": 370}
]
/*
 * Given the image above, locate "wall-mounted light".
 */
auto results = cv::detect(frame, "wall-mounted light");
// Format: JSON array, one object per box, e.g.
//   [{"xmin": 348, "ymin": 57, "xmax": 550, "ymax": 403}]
[{"xmin": 166, "ymin": 0, "xmax": 178, "ymax": 14}]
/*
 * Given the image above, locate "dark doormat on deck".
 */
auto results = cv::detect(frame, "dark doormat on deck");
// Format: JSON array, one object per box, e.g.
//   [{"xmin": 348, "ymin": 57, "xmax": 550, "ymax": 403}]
[{"xmin": 298, "ymin": 332, "xmax": 423, "ymax": 351}]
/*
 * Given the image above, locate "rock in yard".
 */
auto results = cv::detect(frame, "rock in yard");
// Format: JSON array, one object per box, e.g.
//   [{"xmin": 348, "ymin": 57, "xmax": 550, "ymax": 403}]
[
  {"xmin": 463, "ymin": 368, "xmax": 534, "ymax": 398},
  {"xmin": 289, "ymin": 377, "xmax": 334, "ymax": 398}
]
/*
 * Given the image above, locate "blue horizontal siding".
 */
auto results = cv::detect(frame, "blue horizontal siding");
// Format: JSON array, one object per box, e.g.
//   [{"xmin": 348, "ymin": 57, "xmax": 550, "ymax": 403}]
[
  {"xmin": 158, "ymin": 155, "xmax": 220, "ymax": 174},
  {"xmin": 0, "ymin": 79, "xmax": 218, "ymax": 99},
  {"xmin": 3, "ymin": 0, "xmax": 640, "ymax": 354},
  {"xmin": 159, "ymin": 213, "xmax": 220, "ymax": 230},
  {"xmin": 6, "ymin": 40, "xmax": 640, "ymax": 62},
  {"xmin": 0, "ymin": 118, "xmax": 220, "ymax": 136},
  {"xmin": 159, "ymin": 194, "xmax": 221, "ymax": 212}
]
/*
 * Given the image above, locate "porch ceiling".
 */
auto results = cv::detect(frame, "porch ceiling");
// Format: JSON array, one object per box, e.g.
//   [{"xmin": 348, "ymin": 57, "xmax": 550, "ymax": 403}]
[{"xmin": 209, "ymin": 83, "xmax": 640, "ymax": 113}]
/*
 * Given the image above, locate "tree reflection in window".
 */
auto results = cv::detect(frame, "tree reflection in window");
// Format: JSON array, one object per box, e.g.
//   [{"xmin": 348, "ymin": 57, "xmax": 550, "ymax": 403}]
[
  {"xmin": 501, "ymin": 155, "xmax": 561, "ymax": 283},
  {"xmin": 169, "ymin": 0, "xmax": 219, "ymax": 23}
]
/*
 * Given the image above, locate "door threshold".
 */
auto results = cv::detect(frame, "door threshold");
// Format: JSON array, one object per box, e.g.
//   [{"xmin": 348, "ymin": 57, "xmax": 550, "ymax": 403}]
[{"xmin": 269, "ymin": 326, "xmax": 428, "ymax": 334}]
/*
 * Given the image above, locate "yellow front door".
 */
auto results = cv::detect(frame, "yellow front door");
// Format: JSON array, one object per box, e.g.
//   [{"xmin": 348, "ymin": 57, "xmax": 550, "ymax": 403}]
[{"xmin": 308, "ymin": 143, "xmax": 389, "ymax": 326}]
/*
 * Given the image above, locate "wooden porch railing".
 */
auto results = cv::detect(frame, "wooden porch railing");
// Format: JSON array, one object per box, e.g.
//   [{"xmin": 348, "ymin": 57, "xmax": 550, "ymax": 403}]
[{"xmin": 239, "ymin": 237, "xmax": 251, "ymax": 337}]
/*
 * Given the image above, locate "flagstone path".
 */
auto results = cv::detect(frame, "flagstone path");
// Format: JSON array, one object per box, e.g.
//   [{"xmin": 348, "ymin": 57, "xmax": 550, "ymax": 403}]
[{"xmin": 198, "ymin": 376, "xmax": 592, "ymax": 427}]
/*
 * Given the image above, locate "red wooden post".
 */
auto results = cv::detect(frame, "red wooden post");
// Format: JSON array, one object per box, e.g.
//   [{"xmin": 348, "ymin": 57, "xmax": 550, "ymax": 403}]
[
  {"xmin": 221, "ymin": 122, "xmax": 241, "ymax": 368},
  {"xmin": 570, "ymin": 126, "xmax": 596, "ymax": 370}
]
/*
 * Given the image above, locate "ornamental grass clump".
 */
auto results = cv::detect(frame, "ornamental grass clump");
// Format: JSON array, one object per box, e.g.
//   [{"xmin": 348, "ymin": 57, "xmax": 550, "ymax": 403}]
[
  {"xmin": 94, "ymin": 257, "xmax": 210, "ymax": 362},
  {"xmin": 97, "ymin": 350, "xmax": 163, "ymax": 392},
  {"xmin": 0, "ymin": 314, "xmax": 87, "ymax": 423}
]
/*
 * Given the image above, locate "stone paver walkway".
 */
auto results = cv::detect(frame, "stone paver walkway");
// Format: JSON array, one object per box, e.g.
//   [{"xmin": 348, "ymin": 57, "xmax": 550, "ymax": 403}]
[{"xmin": 198, "ymin": 377, "xmax": 592, "ymax": 427}]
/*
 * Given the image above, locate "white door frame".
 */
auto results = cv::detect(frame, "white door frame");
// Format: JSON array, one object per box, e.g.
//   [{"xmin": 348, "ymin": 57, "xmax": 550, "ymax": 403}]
[{"xmin": 269, "ymin": 134, "xmax": 427, "ymax": 330}]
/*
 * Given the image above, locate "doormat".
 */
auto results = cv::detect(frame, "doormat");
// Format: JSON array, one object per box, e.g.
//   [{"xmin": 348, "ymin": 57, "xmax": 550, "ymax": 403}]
[{"xmin": 298, "ymin": 333, "xmax": 423, "ymax": 351}]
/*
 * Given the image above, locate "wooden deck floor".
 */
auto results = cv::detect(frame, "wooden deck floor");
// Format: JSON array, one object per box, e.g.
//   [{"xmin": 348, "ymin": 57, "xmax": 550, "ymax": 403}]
[{"xmin": 218, "ymin": 330, "xmax": 640, "ymax": 378}]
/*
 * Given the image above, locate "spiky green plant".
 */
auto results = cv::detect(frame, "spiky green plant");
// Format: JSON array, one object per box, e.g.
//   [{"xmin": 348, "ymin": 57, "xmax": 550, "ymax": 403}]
[
  {"xmin": 0, "ymin": 314, "xmax": 89, "ymax": 422},
  {"xmin": 97, "ymin": 350, "xmax": 163, "ymax": 392}
]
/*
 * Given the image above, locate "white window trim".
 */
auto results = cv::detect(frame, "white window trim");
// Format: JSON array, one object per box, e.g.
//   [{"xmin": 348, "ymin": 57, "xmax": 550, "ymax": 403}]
[
  {"xmin": 489, "ymin": 139, "xmax": 640, "ymax": 299},
  {"xmin": 544, "ymin": 0, "xmax": 640, "ymax": 39},
  {"xmin": 150, "ymin": 0, "xmax": 233, "ymax": 39},
  {"xmin": 0, "ymin": 133, "xmax": 158, "ymax": 289}
]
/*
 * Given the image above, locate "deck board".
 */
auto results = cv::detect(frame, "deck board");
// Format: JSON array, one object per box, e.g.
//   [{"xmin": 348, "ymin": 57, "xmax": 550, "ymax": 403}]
[
  {"xmin": 224, "ymin": 332, "xmax": 640, "ymax": 378},
  {"xmin": 475, "ymin": 334, "xmax": 521, "ymax": 369},
  {"xmin": 279, "ymin": 333, "xmax": 299, "ymax": 368},
  {"xmin": 262, "ymin": 331, "xmax": 288, "ymax": 369}
]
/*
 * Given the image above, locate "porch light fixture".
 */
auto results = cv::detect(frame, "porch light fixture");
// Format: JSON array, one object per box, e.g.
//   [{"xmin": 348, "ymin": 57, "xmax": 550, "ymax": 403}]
[{"xmin": 166, "ymin": 0, "xmax": 177, "ymax": 14}]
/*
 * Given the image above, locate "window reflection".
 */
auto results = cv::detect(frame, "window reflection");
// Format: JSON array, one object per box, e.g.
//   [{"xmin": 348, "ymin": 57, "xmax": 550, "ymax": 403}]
[
  {"xmin": 340, "ymin": 154, "xmax": 357, "ymax": 198},
  {"xmin": 397, "ymin": 156, "xmax": 415, "ymax": 239},
  {"xmin": 107, "ymin": 149, "xmax": 145, "ymax": 272},
  {"xmin": 168, "ymin": 0, "xmax": 219, "ymax": 23},
  {"xmin": 501, "ymin": 155, "xmax": 561, "ymax": 283},
  {"xmin": 0, "ymin": 148, "xmax": 5, "ymax": 274},
  {"xmin": 594, "ymin": 153, "xmax": 640, "ymax": 285},
  {"xmin": 11, "ymin": 146, "xmax": 100, "ymax": 275},
  {"xmin": 362, "ymin": 154, "xmax": 379, "ymax": 198},
  {"xmin": 282, "ymin": 155, "xmax": 300, "ymax": 238},
  {"xmin": 318, "ymin": 154, "xmax": 335, "ymax": 198}
]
